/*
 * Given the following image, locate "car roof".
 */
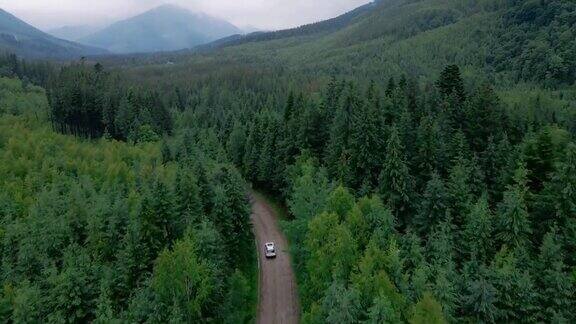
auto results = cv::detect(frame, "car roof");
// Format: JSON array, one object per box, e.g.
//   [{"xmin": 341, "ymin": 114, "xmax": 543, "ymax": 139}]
[{"xmin": 265, "ymin": 242, "xmax": 274, "ymax": 246}]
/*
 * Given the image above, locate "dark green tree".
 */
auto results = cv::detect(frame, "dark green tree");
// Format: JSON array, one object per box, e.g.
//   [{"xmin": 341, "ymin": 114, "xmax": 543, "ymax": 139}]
[{"xmin": 379, "ymin": 125, "xmax": 413, "ymax": 223}]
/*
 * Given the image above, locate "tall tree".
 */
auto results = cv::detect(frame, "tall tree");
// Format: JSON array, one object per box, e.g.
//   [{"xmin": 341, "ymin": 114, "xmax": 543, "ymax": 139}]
[
  {"xmin": 414, "ymin": 172, "xmax": 449, "ymax": 236},
  {"xmin": 379, "ymin": 125, "xmax": 413, "ymax": 224},
  {"xmin": 496, "ymin": 164, "xmax": 532, "ymax": 249}
]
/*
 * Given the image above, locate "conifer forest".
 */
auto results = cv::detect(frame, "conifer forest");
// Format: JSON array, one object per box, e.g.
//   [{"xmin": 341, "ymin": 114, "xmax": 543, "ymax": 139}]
[{"xmin": 0, "ymin": 0, "xmax": 575, "ymax": 323}]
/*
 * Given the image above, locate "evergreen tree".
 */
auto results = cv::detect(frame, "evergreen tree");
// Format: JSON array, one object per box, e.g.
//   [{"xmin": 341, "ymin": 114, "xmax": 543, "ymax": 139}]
[
  {"xmin": 321, "ymin": 283, "xmax": 362, "ymax": 324},
  {"xmin": 446, "ymin": 161, "xmax": 474, "ymax": 232},
  {"xmin": 152, "ymin": 236, "xmax": 214, "ymax": 322},
  {"xmin": 436, "ymin": 65, "xmax": 465, "ymax": 103},
  {"xmin": 409, "ymin": 292, "xmax": 447, "ymax": 324},
  {"xmin": 379, "ymin": 125, "xmax": 413, "ymax": 223},
  {"xmin": 175, "ymin": 169, "xmax": 203, "ymax": 232},
  {"xmin": 415, "ymin": 117, "xmax": 448, "ymax": 181},
  {"xmin": 326, "ymin": 84, "xmax": 358, "ymax": 185},
  {"xmin": 535, "ymin": 226, "xmax": 574, "ymax": 322},
  {"xmin": 349, "ymin": 83, "xmax": 384, "ymax": 191},
  {"xmin": 220, "ymin": 270, "xmax": 251, "ymax": 324},
  {"xmin": 364, "ymin": 293, "xmax": 402, "ymax": 324},
  {"xmin": 496, "ymin": 164, "xmax": 532, "ymax": 249},
  {"xmin": 535, "ymin": 143, "xmax": 576, "ymax": 263},
  {"xmin": 463, "ymin": 194, "xmax": 494, "ymax": 262},
  {"xmin": 463, "ymin": 270, "xmax": 499, "ymax": 323},
  {"xmin": 227, "ymin": 121, "xmax": 247, "ymax": 167},
  {"xmin": 414, "ymin": 172, "xmax": 449, "ymax": 236}
]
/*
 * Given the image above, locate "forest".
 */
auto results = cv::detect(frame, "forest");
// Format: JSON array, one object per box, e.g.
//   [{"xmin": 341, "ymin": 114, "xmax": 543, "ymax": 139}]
[
  {"xmin": 0, "ymin": 0, "xmax": 575, "ymax": 323},
  {"xmin": 0, "ymin": 77, "xmax": 255, "ymax": 322}
]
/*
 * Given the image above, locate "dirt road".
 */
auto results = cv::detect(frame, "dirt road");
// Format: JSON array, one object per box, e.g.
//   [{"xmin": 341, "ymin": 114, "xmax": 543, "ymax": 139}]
[{"xmin": 250, "ymin": 193, "xmax": 300, "ymax": 324}]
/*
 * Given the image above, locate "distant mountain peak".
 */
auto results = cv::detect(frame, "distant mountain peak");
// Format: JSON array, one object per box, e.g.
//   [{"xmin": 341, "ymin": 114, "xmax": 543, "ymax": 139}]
[
  {"xmin": 0, "ymin": 8, "xmax": 106, "ymax": 59},
  {"xmin": 79, "ymin": 4, "xmax": 240, "ymax": 54}
]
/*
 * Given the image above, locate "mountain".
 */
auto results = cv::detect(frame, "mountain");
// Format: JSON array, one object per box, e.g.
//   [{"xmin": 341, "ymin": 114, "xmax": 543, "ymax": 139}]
[
  {"xmin": 48, "ymin": 25, "xmax": 102, "ymax": 42},
  {"xmin": 80, "ymin": 4, "xmax": 241, "ymax": 54},
  {"xmin": 207, "ymin": 0, "xmax": 378, "ymax": 48},
  {"xmin": 0, "ymin": 8, "xmax": 107, "ymax": 59},
  {"xmin": 193, "ymin": 0, "xmax": 574, "ymax": 87}
]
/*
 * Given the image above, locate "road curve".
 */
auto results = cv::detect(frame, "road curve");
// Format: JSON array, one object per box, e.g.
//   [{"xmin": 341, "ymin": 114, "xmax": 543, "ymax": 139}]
[{"xmin": 250, "ymin": 193, "xmax": 300, "ymax": 324}]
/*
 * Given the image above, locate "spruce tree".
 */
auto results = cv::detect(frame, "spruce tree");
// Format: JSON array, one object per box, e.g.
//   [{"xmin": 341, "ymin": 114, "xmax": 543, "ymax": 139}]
[
  {"xmin": 349, "ymin": 83, "xmax": 383, "ymax": 191},
  {"xmin": 463, "ymin": 194, "xmax": 494, "ymax": 262},
  {"xmin": 326, "ymin": 84, "xmax": 358, "ymax": 185},
  {"xmin": 436, "ymin": 65, "xmax": 465, "ymax": 103},
  {"xmin": 414, "ymin": 172, "xmax": 449, "ymax": 236},
  {"xmin": 496, "ymin": 164, "xmax": 532, "ymax": 249},
  {"xmin": 364, "ymin": 294, "xmax": 402, "ymax": 324},
  {"xmin": 535, "ymin": 226, "xmax": 574, "ymax": 322},
  {"xmin": 409, "ymin": 292, "xmax": 447, "ymax": 324},
  {"xmin": 379, "ymin": 125, "xmax": 413, "ymax": 224}
]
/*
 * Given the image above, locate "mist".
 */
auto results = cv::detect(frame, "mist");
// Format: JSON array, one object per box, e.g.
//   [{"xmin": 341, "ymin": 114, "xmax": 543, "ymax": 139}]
[{"xmin": 0, "ymin": 0, "xmax": 371, "ymax": 31}]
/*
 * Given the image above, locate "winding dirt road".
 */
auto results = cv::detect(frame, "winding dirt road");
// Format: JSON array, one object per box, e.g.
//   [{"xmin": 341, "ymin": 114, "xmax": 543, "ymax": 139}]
[{"xmin": 250, "ymin": 193, "xmax": 300, "ymax": 324}]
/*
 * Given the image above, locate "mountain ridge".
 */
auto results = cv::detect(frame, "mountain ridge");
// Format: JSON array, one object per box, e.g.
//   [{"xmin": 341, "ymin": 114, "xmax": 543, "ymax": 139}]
[
  {"xmin": 0, "ymin": 8, "xmax": 107, "ymax": 59},
  {"xmin": 80, "ymin": 4, "xmax": 241, "ymax": 54}
]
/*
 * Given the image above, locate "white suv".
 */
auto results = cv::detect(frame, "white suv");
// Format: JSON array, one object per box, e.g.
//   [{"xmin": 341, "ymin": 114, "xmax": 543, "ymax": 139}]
[{"xmin": 265, "ymin": 242, "xmax": 277, "ymax": 259}]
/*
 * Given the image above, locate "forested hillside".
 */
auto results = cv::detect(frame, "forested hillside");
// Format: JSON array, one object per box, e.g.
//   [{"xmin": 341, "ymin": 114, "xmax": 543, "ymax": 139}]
[
  {"xmin": 100, "ymin": 2, "xmax": 575, "ymax": 321},
  {"xmin": 0, "ymin": 76, "xmax": 256, "ymax": 322},
  {"xmin": 0, "ymin": 0, "xmax": 574, "ymax": 323},
  {"xmin": 116, "ymin": 0, "xmax": 575, "ymax": 89}
]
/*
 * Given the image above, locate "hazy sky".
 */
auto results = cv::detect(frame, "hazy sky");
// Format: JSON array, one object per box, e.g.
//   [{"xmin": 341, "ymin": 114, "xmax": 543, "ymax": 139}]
[{"xmin": 0, "ymin": 0, "xmax": 371, "ymax": 31}]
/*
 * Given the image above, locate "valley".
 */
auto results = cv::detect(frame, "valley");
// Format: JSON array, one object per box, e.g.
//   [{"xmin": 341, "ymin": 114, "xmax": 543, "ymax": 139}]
[{"xmin": 0, "ymin": 0, "xmax": 575, "ymax": 323}]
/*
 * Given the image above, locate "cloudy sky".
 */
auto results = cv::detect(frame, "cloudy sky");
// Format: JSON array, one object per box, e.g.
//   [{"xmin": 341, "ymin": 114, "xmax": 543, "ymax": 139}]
[{"xmin": 0, "ymin": 0, "xmax": 371, "ymax": 31}]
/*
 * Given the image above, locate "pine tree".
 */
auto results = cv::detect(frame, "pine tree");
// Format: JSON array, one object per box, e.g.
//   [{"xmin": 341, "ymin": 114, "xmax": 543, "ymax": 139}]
[
  {"xmin": 321, "ymin": 283, "xmax": 361, "ymax": 324},
  {"xmin": 496, "ymin": 164, "xmax": 532, "ymax": 249},
  {"xmin": 379, "ymin": 125, "xmax": 413, "ymax": 223},
  {"xmin": 409, "ymin": 292, "xmax": 447, "ymax": 324},
  {"xmin": 414, "ymin": 172, "xmax": 449, "ymax": 236},
  {"xmin": 535, "ymin": 226, "xmax": 574, "ymax": 322},
  {"xmin": 463, "ymin": 194, "xmax": 494, "ymax": 262},
  {"xmin": 349, "ymin": 83, "xmax": 384, "ymax": 191},
  {"xmin": 436, "ymin": 65, "xmax": 465, "ymax": 103},
  {"xmin": 220, "ymin": 270, "xmax": 251, "ymax": 324},
  {"xmin": 415, "ymin": 117, "xmax": 448, "ymax": 181},
  {"xmin": 364, "ymin": 294, "xmax": 402, "ymax": 324},
  {"xmin": 175, "ymin": 169, "xmax": 203, "ymax": 232},
  {"xmin": 463, "ymin": 270, "xmax": 499, "ymax": 323},
  {"xmin": 326, "ymin": 84, "xmax": 358, "ymax": 185},
  {"xmin": 464, "ymin": 84, "xmax": 506, "ymax": 152},
  {"xmin": 227, "ymin": 121, "xmax": 246, "ymax": 167},
  {"xmin": 446, "ymin": 161, "xmax": 473, "ymax": 232},
  {"xmin": 535, "ymin": 143, "xmax": 576, "ymax": 263}
]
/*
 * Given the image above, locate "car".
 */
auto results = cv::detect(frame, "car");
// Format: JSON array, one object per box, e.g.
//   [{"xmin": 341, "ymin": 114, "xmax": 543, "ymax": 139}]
[{"xmin": 265, "ymin": 242, "xmax": 277, "ymax": 259}]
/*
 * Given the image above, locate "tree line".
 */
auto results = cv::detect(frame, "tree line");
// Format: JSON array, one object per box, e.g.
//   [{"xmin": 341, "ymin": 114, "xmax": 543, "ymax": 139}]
[{"xmin": 46, "ymin": 64, "xmax": 173, "ymax": 141}]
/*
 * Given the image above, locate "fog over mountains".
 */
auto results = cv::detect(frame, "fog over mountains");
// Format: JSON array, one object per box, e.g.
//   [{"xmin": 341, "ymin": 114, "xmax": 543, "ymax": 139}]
[
  {"xmin": 78, "ymin": 4, "xmax": 242, "ymax": 54},
  {"xmin": 0, "ymin": 4, "xmax": 245, "ymax": 57},
  {"xmin": 0, "ymin": 8, "xmax": 106, "ymax": 59}
]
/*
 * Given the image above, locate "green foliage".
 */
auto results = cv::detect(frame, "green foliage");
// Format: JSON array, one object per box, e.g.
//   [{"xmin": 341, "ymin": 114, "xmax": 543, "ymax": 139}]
[
  {"xmin": 379, "ymin": 124, "xmax": 413, "ymax": 222},
  {"xmin": 2, "ymin": 0, "xmax": 576, "ymax": 320},
  {"xmin": 47, "ymin": 64, "xmax": 173, "ymax": 140},
  {"xmin": 152, "ymin": 235, "xmax": 214, "ymax": 322},
  {"xmin": 496, "ymin": 164, "xmax": 532, "ymax": 249},
  {"xmin": 409, "ymin": 292, "xmax": 447, "ymax": 324},
  {"xmin": 0, "ymin": 79, "xmax": 254, "ymax": 322}
]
